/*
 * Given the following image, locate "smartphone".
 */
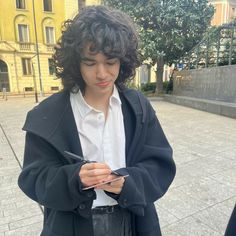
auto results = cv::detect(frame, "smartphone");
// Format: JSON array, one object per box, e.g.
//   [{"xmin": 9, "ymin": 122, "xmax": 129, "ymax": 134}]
[{"xmin": 82, "ymin": 175, "xmax": 129, "ymax": 190}]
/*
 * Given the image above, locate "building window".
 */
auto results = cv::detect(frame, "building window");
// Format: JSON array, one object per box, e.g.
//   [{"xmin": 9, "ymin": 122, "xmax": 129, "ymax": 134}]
[
  {"xmin": 43, "ymin": 0, "xmax": 52, "ymax": 12},
  {"xmin": 48, "ymin": 58, "xmax": 56, "ymax": 75},
  {"xmin": 18, "ymin": 24, "xmax": 29, "ymax": 42},
  {"xmin": 51, "ymin": 86, "xmax": 59, "ymax": 91},
  {"xmin": 16, "ymin": 0, "xmax": 25, "ymax": 9},
  {"xmin": 24, "ymin": 87, "xmax": 33, "ymax": 92},
  {"xmin": 22, "ymin": 58, "xmax": 32, "ymax": 75},
  {"xmin": 45, "ymin": 26, "xmax": 55, "ymax": 44},
  {"xmin": 233, "ymin": 8, "xmax": 236, "ymax": 18}
]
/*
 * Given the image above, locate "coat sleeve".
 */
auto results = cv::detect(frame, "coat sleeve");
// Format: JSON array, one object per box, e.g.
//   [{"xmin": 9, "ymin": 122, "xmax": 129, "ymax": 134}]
[
  {"xmin": 18, "ymin": 132, "xmax": 95, "ymax": 217},
  {"xmin": 107, "ymin": 100, "xmax": 176, "ymax": 216}
]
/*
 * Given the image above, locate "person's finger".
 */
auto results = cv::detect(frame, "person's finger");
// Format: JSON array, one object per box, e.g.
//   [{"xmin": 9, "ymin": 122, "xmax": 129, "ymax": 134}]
[
  {"xmin": 79, "ymin": 163, "xmax": 112, "ymax": 187},
  {"xmin": 81, "ymin": 168, "xmax": 111, "ymax": 177},
  {"xmin": 82, "ymin": 162, "xmax": 111, "ymax": 170},
  {"xmin": 96, "ymin": 177, "xmax": 125, "ymax": 194}
]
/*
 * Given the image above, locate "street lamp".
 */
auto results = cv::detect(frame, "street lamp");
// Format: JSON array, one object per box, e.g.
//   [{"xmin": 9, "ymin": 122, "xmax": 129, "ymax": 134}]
[{"xmin": 32, "ymin": 0, "xmax": 43, "ymax": 96}]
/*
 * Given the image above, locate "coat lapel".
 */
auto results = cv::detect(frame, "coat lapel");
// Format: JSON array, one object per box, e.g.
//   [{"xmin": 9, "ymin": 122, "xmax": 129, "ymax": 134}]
[
  {"xmin": 23, "ymin": 88, "xmax": 144, "ymax": 165},
  {"xmin": 49, "ymin": 100, "xmax": 83, "ymax": 158},
  {"xmin": 23, "ymin": 91, "xmax": 83, "ymax": 161}
]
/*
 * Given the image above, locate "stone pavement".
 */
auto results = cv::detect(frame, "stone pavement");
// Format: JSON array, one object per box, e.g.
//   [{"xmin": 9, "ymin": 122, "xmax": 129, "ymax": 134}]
[{"xmin": 0, "ymin": 95, "xmax": 236, "ymax": 236}]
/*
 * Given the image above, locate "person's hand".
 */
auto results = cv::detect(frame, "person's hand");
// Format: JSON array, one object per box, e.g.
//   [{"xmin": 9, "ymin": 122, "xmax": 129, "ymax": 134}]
[
  {"xmin": 95, "ymin": 174, "xmax": 125, "ymax": 194},
  {"xmin": 79, "ymin": 163, "xmax": 111, "ymax": 187}
]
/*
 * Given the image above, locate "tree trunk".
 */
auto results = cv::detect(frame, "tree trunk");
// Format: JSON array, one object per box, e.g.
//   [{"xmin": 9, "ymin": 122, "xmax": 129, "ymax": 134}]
[
  {"xmin": 78, "ymin": 0, "xmax": 86, "ymax": 11},
  {"xmin": 155, "ymin": 57, "xmax": 164, "ymax": 95}
]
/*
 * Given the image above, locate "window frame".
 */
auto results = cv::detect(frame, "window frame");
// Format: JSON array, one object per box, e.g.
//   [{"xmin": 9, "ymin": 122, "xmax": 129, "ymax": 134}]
[
  {"xmin": 18, "ymin": 24, "xmax": 29, "ymax": 43},
  {"xmin": 48, "ymin": 58, "xmax": 56, "ymax": 75},
  {"xmin": 43, "ymin": 0, "xmax": 53, "ymax": 12},
  {"xmin": 16, "ymin": 0, "xmax": 26, "ymax": 9},
  {"xmin": 45, "ymin": 26, "xmax": 55, "ymax": 45},
  {"xmin": 21, "ymin": 58, "xmax": 32, "ymax": 75}
]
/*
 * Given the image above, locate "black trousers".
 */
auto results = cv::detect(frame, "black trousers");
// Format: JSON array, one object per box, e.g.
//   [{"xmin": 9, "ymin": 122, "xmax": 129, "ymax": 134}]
[{"xmin": 92, "ymin": 205, "xmax": 132, "ymax": 236}]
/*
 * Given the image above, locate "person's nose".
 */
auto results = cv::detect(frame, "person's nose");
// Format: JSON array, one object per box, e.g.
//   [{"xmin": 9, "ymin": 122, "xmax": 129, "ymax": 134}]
[{"xmin": 96, "ymin": 64, "xmax": 108, "ymax": 80}]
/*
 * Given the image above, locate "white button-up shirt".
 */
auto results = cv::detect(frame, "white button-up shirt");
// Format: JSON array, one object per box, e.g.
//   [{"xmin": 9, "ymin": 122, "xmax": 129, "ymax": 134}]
[{"xmin": 70, "ymin": 86, "xmax": 126, "ymax": 207}]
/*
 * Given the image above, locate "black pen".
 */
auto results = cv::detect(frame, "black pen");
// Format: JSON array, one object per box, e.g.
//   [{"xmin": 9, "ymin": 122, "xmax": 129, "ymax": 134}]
[
  {"xmin": 64, "ymin": 151, "xmax": 92, "ymax": 163},
  {"xmin": 64, "ymin": 151, "xmax": 120, "ymax": 176}
]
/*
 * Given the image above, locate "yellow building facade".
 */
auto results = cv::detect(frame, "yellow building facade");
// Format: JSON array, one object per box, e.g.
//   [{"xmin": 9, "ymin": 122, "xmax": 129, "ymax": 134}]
[
  {"xmin": 210, "ymin": 0, "xmax": 236, "ymax": 26},
  {"xmin": 0, "ymin": 0, "xmax": 99, "ymax": 94}
]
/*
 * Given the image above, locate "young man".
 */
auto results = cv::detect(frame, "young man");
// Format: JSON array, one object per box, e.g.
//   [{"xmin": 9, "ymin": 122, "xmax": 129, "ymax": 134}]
[{"xmin": 18, "ymin": 6, "xmax": 176, "ymax": 236}]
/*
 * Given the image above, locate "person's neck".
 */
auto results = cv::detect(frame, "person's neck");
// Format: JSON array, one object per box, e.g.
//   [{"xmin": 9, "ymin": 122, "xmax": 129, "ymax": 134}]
[{"xmin": 83, "ymin": 90, "xmax": 113, "ymax": 117}]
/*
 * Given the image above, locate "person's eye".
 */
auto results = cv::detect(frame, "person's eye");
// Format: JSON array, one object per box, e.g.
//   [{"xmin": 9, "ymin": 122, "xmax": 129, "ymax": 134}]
[
  {"xmin": 82, "ymin": 61, "xmax": 96, "ymax": 66},
  {"xmin": 107, "ymin": 60, "xmax": 118, "ymax": 65}
]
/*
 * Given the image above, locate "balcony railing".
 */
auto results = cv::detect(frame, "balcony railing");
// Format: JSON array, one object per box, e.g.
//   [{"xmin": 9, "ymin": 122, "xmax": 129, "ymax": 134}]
[
  {"xmin": 177, "ymin": 20, "xmax": 236, "ymax": 70},
  {"xmin": 47, "ymin": 45, "xmax": 55, "ymax": 52},
  {"xmin": 19, "ymin": 43, "xmax": 35, "ymax": 51}
]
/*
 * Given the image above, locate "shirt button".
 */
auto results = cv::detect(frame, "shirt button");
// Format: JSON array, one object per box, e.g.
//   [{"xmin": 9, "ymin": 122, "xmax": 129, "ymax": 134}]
[
  {"xmin": 98, "ymin": 114, "xmax": 103, "ymax": 120},
  {"xmin": 79, "ymin": 204, "xmax": 86, "ymax": 210},
  {"xmin": 123, "ymin": 199, "xmax": 128, "ymax": 206}
]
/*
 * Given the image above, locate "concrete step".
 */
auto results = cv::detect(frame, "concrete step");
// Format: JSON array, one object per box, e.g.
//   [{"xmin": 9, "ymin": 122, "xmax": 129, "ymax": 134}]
[{"xmin": 164, "ymin": 94, "xmax": 236, "ymax": 119}]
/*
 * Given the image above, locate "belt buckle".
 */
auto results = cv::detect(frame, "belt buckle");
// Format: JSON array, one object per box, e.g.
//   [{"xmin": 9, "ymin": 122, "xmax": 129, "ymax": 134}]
[{"xmin": 106, "ymin": 205, "xmax": 114, "ymax": 214}]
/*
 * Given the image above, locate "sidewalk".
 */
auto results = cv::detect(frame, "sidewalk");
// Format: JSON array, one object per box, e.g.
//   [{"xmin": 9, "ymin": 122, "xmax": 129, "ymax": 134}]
[{"xmin": 0, "ymin": 96, "xmax": 236, "ymax": 236}]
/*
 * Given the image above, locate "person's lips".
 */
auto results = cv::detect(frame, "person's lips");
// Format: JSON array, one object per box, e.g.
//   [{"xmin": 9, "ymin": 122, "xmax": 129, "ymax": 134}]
[{"xmin": 96, "ymin": 81, "xmax": 110, "ymax": 87}]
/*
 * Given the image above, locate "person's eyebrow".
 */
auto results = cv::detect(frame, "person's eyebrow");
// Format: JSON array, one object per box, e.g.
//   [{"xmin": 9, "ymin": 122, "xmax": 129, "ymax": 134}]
[{"xmin": 80, "ymin": 57, "xmax": 96, "ymax": 61}]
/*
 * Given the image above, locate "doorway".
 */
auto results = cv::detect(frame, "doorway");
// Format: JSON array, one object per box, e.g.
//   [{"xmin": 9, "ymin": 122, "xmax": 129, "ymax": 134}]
[{"xmin": 0, "ymin": 60, "xmax": 10, "ymax": 92}]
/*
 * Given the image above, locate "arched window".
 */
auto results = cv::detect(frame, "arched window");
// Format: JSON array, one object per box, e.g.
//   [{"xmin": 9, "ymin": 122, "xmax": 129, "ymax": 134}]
[
  {"xmin": 14, "ymin": 15, "xmax": 30, "ymax": 43},
  {"xmin": 42, "ymin": 18, "xmax": 55, "ymax": 45},
  {"xmin": 0, "ymin": 60, "xmax": 8, "ymax": 73},
  {"xmin": 0, "ymin": 60, "xmax": 10, "ymax": 92}
]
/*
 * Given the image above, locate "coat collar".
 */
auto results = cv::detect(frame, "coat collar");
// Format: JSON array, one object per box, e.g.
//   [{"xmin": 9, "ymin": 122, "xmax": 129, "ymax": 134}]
[{"xmin": 23, "ymin": 88, "xmax": 145, "ymax": 161}]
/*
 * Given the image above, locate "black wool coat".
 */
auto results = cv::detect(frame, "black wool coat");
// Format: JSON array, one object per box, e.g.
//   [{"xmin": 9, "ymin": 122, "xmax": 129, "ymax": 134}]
[
  {"xmin": 18, "ymin": 88, "xmax": 176, "ymax": 236},
  {"xmin": 225, "ymin": 204, "xmax": 236, "ymax": 236}
]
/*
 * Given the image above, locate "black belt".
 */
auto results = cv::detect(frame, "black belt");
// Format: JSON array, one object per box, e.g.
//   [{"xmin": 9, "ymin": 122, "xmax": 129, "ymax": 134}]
[{"xmin": 92, "ymin": 205, "xmax": 121, "ymax": 214}]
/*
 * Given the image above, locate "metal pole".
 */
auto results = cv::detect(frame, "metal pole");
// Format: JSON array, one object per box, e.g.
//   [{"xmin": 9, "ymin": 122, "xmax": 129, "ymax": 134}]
[
  {"xmin": 196, "ymin": 45, "xmax": 200, "ymax": 69},
  {"xmin": 229, "ymin": 27, "xmax": 234, "ymax": 65},
  {"xmin": 32, "ymin": 0, "xmax": 43, "ymax": 96},
  {"xmin": 32, "ymin": 63, "xmax": 38, "ymax": 103},
  {"xmin": 205, "ymin": 34, "xmax": 209, "ymax": 68},
  {"xmin": 216, "ymin": 29, "xmax": 221, "ymax": 66}
]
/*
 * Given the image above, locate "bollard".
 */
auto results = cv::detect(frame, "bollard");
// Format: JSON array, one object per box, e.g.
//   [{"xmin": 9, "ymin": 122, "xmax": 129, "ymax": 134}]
[{"xmin": 2, "ymin": 88, "xmax": 7, "ymax": 101}]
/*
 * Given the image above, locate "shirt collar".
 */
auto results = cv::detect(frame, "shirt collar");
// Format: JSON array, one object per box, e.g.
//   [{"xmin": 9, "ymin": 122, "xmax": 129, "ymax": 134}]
[
  {"xmin": 76, "ymin": 90, "xmax": 93, "ymax": 119},
  {"xmin": 110, "ymin": 85, "xmax": 122, "ymax": 107},
  {"xmin": 72, "ymin": 85, "xmax": 122, "ymax": 119}
]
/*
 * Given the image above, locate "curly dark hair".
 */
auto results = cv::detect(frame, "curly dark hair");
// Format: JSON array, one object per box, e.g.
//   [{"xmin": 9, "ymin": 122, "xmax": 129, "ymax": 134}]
[{"xmin": 53, "ymin": 5, "xmax": 140, "ymax": 91}]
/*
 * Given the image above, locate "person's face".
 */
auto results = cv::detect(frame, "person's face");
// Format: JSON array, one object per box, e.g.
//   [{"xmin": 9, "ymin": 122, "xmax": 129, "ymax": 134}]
[{"xmin": 80, "ymin": 44, "xmax": 120, "ymax": 98}]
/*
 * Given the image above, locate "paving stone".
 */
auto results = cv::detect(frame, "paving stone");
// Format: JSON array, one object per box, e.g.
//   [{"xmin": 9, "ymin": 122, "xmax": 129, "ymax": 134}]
[
  {"xmin": 0, "ymin": 203, "xmax": 16, "ymax": 213},
  {"xmin": 4, "ymin": 222, "xmax": 42, "ymax": 236},
  {"xmin": 9, "ymin": 214, "xmax": 43, "ymax": 230},
  {"xmin": 210, "ymin": 168, "xmax": 236, "ymax": 189},
  {"xmin": 192, "ymin": 204, "xmax": 232, "ymax": 235},
  {"xmin": 0, "ymin": 224, "xmax": 8, "ymax": 233},
  {"xmin": 177, "ymin": 177, "xmax": 236, "ymax": 206},
  {"xmin": 162, "ymin": 216, "xmax": 222, "ymax": 236},
  {"xmin": 4, "ymin": 204, "xmax": 41, "ymax": 218},
  {"xmin": 155, "ymin": 204, "xmax": 178, "ymax": 228},
  {"xmin": 157, "ymin": 188, "xmax": 209, "ymax": 219}
]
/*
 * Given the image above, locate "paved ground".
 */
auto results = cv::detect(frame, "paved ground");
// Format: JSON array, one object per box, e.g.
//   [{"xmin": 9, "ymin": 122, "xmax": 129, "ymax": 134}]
[{"xmin": 0, "ymin": 95, "xmax": 236, "ymax": 236}]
